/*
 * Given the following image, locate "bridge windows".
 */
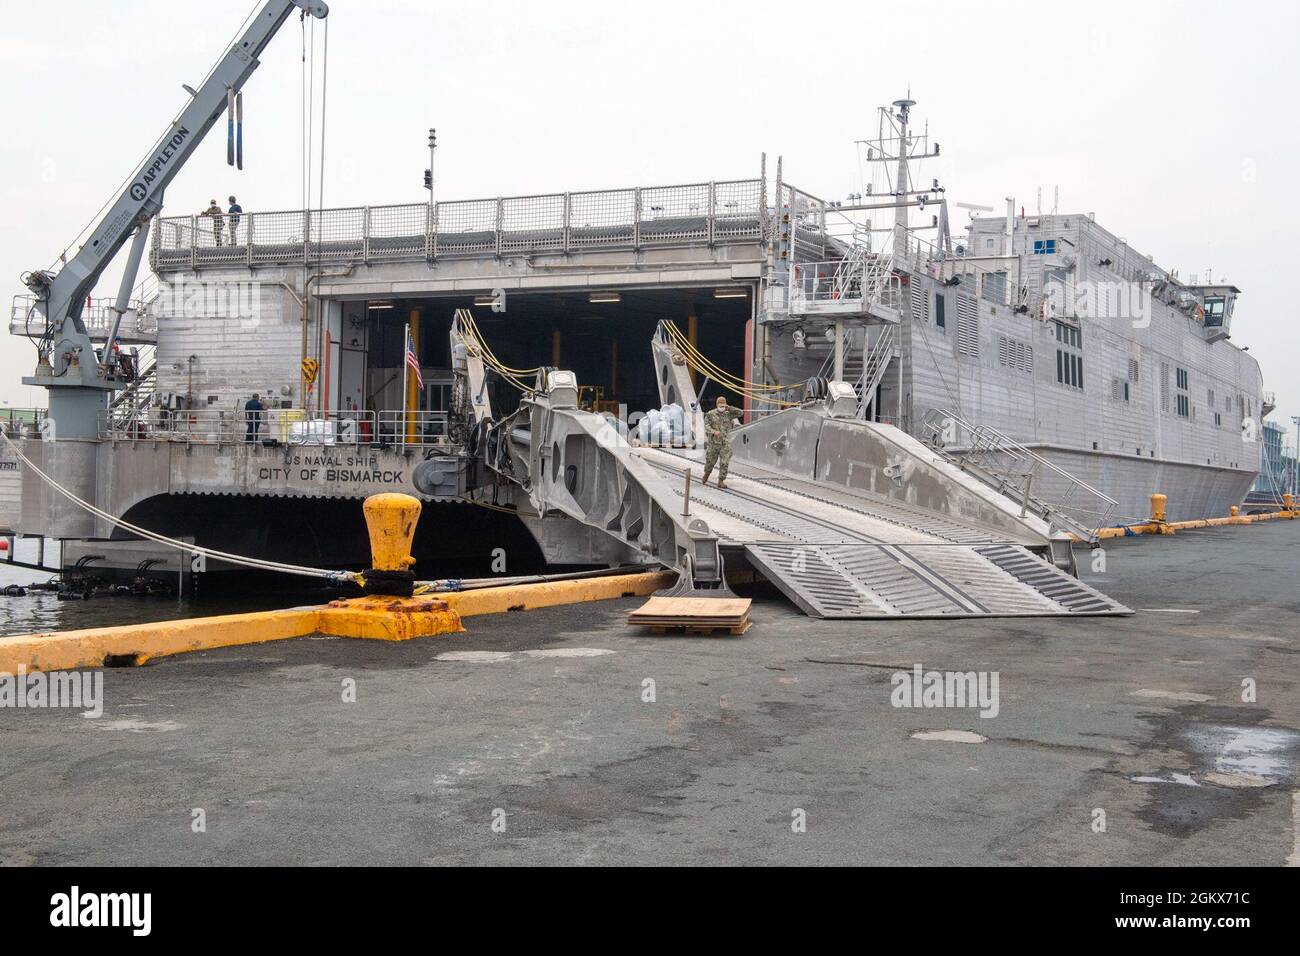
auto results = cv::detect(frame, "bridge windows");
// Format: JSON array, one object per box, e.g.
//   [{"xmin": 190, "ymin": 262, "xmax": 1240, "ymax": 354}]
[{"xmin": 1202, "ymin": 295, "xmax": 1225, "ymax": 326}]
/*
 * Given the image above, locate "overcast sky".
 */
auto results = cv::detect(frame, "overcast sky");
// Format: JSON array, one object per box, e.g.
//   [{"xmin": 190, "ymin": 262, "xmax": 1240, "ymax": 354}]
[{"xmin": 3, "ymin": 0, "xmax": 1298, "ymax": 440}]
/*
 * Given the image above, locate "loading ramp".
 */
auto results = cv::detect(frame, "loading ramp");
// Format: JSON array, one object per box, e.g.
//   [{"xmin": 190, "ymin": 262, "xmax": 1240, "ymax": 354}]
[
  {"xmin": 635, "ymin": 446, "xmax": 1129, "ymax": 618},
  {"xmin": 424, "ymin": 319, "xmax": 1129, "ymax": 621}
]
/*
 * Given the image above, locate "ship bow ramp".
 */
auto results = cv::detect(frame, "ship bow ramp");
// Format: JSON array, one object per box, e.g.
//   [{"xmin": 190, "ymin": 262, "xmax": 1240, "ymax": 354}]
[{"xmin": 493, "ymin": 381, "xmax": 1129, "ymax": 619}]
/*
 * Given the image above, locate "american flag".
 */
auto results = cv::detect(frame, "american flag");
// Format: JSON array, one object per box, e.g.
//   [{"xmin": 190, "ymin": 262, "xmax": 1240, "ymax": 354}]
[{"xmin": 405, "ymin": 334, "xmax": 423, "ymax": 389}]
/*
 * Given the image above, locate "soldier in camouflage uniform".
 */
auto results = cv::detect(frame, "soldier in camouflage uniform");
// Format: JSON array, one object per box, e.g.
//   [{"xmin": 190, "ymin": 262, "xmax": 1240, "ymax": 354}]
[{"xmin": 701, "ymin": 394, "xmax": 744, "ymax": 488}]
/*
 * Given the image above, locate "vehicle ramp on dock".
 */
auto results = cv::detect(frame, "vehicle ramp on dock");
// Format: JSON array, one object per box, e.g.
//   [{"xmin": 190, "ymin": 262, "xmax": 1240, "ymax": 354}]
[
  {"xmin": 635, "ymin": 445, "xmax": 1128, "ymax": 618},
  {"xmin": 448, "ymin": 364, "xmax": 1129, "ymax": 620}
]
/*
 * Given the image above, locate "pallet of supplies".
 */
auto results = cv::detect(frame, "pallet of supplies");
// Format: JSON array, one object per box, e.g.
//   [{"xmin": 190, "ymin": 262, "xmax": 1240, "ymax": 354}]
[{"xmin": 628, "ymin": 596, "xmax": 752, "ymax": 636}]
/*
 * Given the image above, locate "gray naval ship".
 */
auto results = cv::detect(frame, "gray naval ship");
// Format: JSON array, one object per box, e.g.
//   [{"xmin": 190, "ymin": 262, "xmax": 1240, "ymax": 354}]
[
  {"xmin": 0, "ymin": 74, "xmax": 1268, "ymax": 612},
  {"xmin": 767, "ymin": 99, "xmax": 1268, "ymax": 528}
]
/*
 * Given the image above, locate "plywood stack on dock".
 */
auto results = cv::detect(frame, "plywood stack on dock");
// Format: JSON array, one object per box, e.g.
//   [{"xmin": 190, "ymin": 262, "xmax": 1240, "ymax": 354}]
[{"xmin": 628, "ymin": 596, "xmax": 753, "ymax": 636}]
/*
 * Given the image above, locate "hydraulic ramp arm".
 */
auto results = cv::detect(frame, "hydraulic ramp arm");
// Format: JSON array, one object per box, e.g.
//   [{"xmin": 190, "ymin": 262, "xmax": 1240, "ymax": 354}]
[{"xmin": 22, "ymin": 0, "xmax": 329, "ymax": 437}]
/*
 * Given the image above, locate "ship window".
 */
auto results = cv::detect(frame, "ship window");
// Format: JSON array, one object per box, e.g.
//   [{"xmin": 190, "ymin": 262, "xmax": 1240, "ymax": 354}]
[
  {"xmin": 1032, "ymin": 239, "xmax": 1057, "ymax": 255},
  {"xmin": 1177, "ymin": 394, "xmax": 1190, "ymax": 418},
  {"xmin": 1053, "ymin": 321, "xmax": 1081, "ymax": 348},
  {"xmin": 1056, "ymin": 350, "xmax": 1083, "ymax": 390},
  {"xmin": 981, "ymin": 271, "xmax": 1007, "ymax": 305},
  {"xmin": 1175, "ymin": 367, "xmax": 1188, "ymax": 390},
  {"xmin": 1202, "ymin": 295, "xmax": 1226, "ymax": 327},
  {"xmin": 934, "ymin": 295, "xmax": 946, "ymax": 329}
]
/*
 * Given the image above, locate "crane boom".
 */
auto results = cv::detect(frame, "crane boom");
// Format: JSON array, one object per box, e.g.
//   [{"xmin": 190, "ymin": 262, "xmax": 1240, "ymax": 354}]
[{"xmin": 24, "ymin": 0, "xmax": 328, "ymax": 436}]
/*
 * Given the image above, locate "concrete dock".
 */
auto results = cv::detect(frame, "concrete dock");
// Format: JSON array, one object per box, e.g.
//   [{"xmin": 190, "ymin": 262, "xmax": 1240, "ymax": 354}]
[{"xmin": 1, "ymin": 520, "xmax": 1297, "ymax": 866}]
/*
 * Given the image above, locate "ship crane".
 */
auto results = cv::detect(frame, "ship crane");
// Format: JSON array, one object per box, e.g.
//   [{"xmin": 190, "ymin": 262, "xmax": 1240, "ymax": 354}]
[{"xmin": 22, "ymin": 0, "xmax": 329, "ymax": 438}]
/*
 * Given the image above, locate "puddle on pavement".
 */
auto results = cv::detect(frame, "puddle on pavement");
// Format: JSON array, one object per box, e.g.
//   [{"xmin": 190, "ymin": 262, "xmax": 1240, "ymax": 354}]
[{"xmin": 1129, "ymin": 710, "xmax": 1300, "ymax": 837}]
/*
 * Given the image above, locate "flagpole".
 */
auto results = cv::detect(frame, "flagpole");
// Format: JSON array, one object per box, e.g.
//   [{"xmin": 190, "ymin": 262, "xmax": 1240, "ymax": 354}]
[{"xmin": 401, "ymin": 323, "xmax": 410, "ymax": 447}]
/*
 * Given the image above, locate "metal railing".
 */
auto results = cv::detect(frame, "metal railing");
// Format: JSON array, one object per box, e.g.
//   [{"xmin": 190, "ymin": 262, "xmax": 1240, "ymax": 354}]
[
  {"xmin": 151, "ymin": 178, "xmax": 767, "ymax": 270},
  {"xmin": 919, "ymin": 407, "xmax": 1118, "ymax": 541},
  {"xmin": 789, "ymin": 251, "xmax": 900, "ymax": 316},
  {"xmin": 376, "ymin": 410, "xmax": 450, "ymax": 447},
  {"xmin": 99, "ymin": 406, "xmax": 453, "ymax": 449},
  {"xmin": 10, "ymin": 294, "xmax": 158, "ymax": 341},
  {"xmin": 1, "ymin": 408, "xmax": 47, "ymax": 439},
  {"xmin": 856, "ymin": 325, "xmax": 897, "ymax": 418}
]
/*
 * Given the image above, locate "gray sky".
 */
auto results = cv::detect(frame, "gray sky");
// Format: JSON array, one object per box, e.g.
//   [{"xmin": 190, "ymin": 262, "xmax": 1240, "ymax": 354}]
[{"xmin": 3, "ymin": 0, "xmax": 1298, "ymax": 441}]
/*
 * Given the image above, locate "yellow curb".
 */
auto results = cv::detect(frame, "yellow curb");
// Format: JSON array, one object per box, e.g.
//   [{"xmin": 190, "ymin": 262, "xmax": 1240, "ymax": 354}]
[
  {"xmin": 438, "ymin": 571, "xmax": 676, "ymax": 617},
  {"xmin": 1083, "ymin": 508, "xmax": 1297, "ymax": 541},
  {"xmin": 0, "ymin": 571, "xmax": 676, "ymax": 673},
  {"xmin": 0, "ymin": 608, "xmax": 321, "ymax": 674}
]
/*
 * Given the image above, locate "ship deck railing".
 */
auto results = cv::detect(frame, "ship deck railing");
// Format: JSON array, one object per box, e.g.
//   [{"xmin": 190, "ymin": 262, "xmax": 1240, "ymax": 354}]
[
  {"xmin": 100, "ymin": 407, "xmax": 454, "ymax": 450},
  {"xmin": 919, "ymin": 407, "xmax": 1119, "ymax": 541},
  {"xmin": 150, "ymin": 178, "xmax": 768, "ymax": 271},
  {"xmin": 10, "ymin": 294, "xmax": 158, "ymax": 342}
]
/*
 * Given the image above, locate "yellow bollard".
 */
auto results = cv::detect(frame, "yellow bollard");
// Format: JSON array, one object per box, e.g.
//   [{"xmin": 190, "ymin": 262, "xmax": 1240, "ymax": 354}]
[
  {"xmin": 361, "ymin": 492, "xmax": 421, "ymax": 596},
  {"xmin": 315, "ymin": 492, "xmax": 464, "ymax": 640},
  {"xmin": 1285, "ymin": 493, "xmax": 1296, "ymax": 518},
  {"xmin": 1230, "ymin": 505, "xmax": 1239, "ymax": 517},
  {"xmin": 1150, "ymin": 493, "xmax": 1167, "ymax": 523}
]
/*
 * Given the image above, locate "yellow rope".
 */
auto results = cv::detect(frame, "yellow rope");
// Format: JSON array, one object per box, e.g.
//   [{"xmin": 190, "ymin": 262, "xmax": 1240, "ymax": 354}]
[
  {"xmin": 456, "ymin": 309, "xmax": 537, "ymax": 393},
  {"xmin": 661, "ymin": 322, "xmax": 801, "ymax": 407},
  {"xmin": 662, "ymin": 321, "xmax": 794, "ymax": 395},
  {"xmin": 458, "ymin": 308, "xmax": 541, "ymax": 378}
]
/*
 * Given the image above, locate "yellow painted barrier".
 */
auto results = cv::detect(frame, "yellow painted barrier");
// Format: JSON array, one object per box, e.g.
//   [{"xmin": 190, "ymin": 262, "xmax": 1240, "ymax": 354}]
[
  {"xmin": 0, "ymin": 492, "xmax": 680, "ymax": 673},
  {"xmin": 0, "ymin": 608, "xmax": 320, "ymax": 674},
  {"xmin": 440, "ymin": 570, "xmax": 676, "ymax": 617},
  {"xmin": 0, "ymin": 571, "xmax": 676, "ymax": 673},
  {"xmin": 1076, "ymin": 491, "xmax": 1297, "ymax": 541}
]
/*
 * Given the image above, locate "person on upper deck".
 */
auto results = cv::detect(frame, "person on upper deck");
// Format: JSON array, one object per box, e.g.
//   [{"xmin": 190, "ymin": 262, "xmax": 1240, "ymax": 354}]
[
  {"xmin": 227, "ymin": 196, "xmax": 243, "ymax": 244},
  {"xmin": 202, "ymin": 200, "xmax": 223, "ymax": 245}
]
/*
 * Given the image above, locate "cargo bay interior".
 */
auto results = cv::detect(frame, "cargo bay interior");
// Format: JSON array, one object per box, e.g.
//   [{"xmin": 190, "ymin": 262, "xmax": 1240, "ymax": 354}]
[{"xmin": 328, "ymin": 287, "xmax": 754, "ymax": 436}]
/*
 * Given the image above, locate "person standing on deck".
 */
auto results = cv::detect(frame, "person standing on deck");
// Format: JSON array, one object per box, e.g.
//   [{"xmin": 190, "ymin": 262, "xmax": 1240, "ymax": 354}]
[
  {"xmin": 700, "ymin": 394, "xmax": 744, "ymax": 489},
  {"xmin": 203, "ymin": 200, "xmax": 223, "ymax": 246},
  {"xmin": 244, "ymin": 392, "xmax": 265, "ymax": 444},
  {"xmin": 227, "ymin": 196, "xmax": 243, "ymax": 244}
]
